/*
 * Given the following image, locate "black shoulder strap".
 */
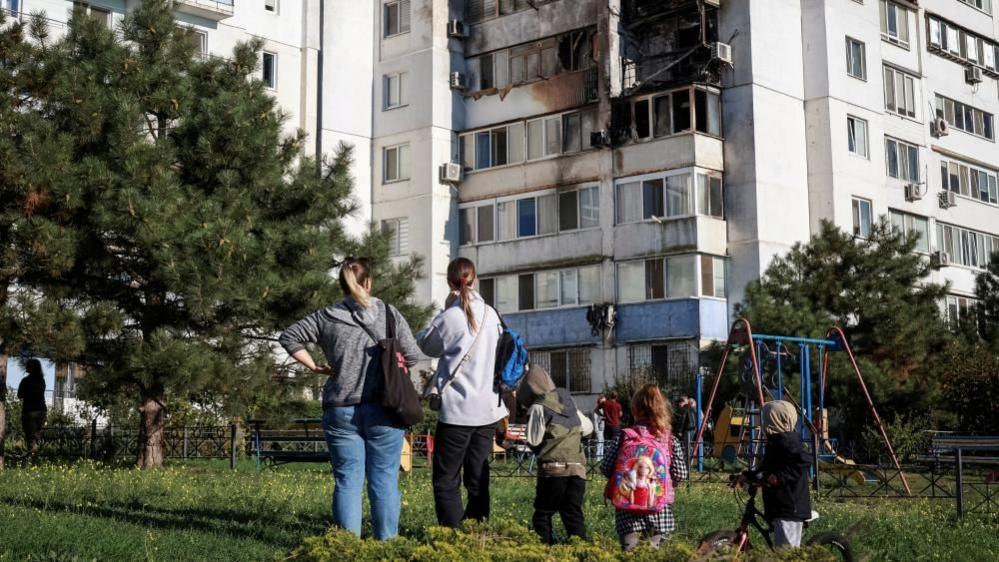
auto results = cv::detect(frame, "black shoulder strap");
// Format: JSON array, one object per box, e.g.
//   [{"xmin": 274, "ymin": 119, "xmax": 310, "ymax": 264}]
[{"xmin": 384, "ymin": 301, "xmax": 396, "ymax": 340}]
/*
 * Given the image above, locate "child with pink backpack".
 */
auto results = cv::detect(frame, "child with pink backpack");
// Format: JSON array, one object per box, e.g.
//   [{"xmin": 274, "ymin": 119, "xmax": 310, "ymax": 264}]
[{"xmin": 600, "ymin": 384, "xmax": 688, "ymax": 551}]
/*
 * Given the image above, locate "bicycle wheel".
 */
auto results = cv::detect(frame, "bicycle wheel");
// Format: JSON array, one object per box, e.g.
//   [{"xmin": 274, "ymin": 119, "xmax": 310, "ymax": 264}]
[
  {"xmin": 806, "ymin": 532, "xmax": 854, "ymax": 562},
  {"xmin": 696, "ymin": 530, "xmax": 742, "ymax": 555}
]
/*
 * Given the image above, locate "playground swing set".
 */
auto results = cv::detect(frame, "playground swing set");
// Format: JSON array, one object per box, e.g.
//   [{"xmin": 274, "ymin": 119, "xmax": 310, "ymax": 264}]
[{"xmin": 691, "ymin": 318, "xmax": 912, "ymax": 496}]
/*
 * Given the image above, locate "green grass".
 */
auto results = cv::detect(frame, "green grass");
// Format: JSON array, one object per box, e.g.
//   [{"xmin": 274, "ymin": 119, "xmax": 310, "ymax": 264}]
[{"xmin": 0, "ymin": 460, "xmax": 994, "ymax": 561}]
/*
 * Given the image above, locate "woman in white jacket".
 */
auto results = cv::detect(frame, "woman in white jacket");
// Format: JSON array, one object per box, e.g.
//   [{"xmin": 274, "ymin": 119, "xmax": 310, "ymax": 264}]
[{"xmin": 417, "ymin": 257, "xmax": 507, "ymax": 527}]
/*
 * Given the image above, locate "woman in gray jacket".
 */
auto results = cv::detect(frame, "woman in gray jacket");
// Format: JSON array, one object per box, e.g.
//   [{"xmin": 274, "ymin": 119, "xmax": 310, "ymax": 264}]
[
  {"xmin": 279, "ymin": 257, "xmax": 421, "ymax": 540},
  {"xmin": 417, "ymin": 257, "xmax": 507, "ymax": 527}
]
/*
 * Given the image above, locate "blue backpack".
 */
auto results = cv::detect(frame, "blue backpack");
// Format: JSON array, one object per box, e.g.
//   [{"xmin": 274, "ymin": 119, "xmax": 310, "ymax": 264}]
[{"xmin": 493, "ymin": 314, "xmax": 528, "ymax": 398}]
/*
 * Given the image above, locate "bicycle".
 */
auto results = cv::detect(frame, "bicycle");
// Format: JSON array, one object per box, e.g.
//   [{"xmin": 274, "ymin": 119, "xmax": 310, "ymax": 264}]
[{"xmin": 696, "ymin": 473, "xmax": 853, "ymax": 561}]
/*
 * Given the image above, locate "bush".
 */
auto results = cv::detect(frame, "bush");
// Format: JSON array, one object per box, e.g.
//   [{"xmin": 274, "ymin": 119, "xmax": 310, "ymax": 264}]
[{"xmin": 289, "ymin": 518, "xmax": 838, "ymax": 562}]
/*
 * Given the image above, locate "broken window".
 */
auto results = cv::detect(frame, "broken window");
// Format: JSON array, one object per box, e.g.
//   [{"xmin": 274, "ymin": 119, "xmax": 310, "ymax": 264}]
[
  {"xmin": 557, "ymin": 30, "xmax": 592, "ymax": 72},
  {"xmin": 695, "ymin": 89, "xmax": 721, "ymax": 136},
  {"xmin": 672, "ymin": 90, "xmax": 691, "ymax": 131},
  {"xmin": 563, "ymin": 112, "xmax": 582, "ymax": 153},
  {"xmin": 509, "ymin": 39, "xmax": 555, "ymax": 83},
  {"xmin": 634, "ymin": 99, "xmax": 651, "ymax": 139},
  {"xmin": 480, "ymin": 53, "xmax": 495, "ymax": 89}
]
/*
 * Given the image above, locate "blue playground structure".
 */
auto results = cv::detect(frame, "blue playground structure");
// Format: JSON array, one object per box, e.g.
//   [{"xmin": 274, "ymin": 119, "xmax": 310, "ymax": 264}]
[{"xmin": 692, "ymin": 318, "xmax": 911, "ymax": 496}]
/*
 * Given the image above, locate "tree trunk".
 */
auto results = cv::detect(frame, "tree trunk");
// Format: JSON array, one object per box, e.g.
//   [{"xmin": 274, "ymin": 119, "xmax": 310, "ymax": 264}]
[
  {"xmin": 137, "ymin": 385, "xmax": 166, "ymax": 469},
  {"xmin": 0, "ymin": 352, "xmax": 7, "ymax": 470}
]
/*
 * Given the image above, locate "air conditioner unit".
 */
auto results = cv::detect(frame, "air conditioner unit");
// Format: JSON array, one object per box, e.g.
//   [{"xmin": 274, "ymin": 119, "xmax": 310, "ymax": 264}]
[
  {"xmin": 904, "ymin": 183, "xmax": 922, "ymax": 202},
  {"xmin": 439, "ymin": 162, "xmax": 462, "ymax": 184},
  {"xmin": 590, "ymin": 129, "xmax": 611, "ymax": 148},
  {"xmin": 713, "ymin": 42, "xmax": 733, "ymax": 65},
  {"xmin": 939, "ymin": 190, "xmax": 957, "ymax": 209},
  {"xmin": 931, "ymin": 250, "xmax": 951, "ymax": 269},
  {"xmin": 449, "ymin": 72, "xmax": 466, "ymax": 91},
  {"xmin": 965, "ymin": 66, "xmax": 983, "ymax": 85},
  {"xmin": 446, "ymin": 19, "xmax": 466, "ymax": 39},
  {"xmin": 932, "ymin": 116, "xmax": 950, "ymax": 138}
]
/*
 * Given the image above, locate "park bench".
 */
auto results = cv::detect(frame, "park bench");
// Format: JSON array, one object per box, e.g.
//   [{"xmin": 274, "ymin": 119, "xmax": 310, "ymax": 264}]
[
  {"xmin": 248, "ymin": 418, "xmax": 328, "ymax": 469},
  {"xmin": 248, "ymin": 418, "xmax": 424, "ymax": 470},
  {"xmin": 919, "ymin": 434, "xmax": 999, "ymax": 466}
]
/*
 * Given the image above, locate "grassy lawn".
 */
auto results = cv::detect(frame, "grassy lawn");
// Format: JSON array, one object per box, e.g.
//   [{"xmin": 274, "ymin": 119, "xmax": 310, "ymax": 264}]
[{"xmin": 0, "ymin": 460, "xmax": 994, "ymax": 561}]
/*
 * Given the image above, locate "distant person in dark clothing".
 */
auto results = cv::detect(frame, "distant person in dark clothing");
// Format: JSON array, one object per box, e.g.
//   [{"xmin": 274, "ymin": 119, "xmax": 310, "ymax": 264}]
[
  {"xmin": 677, "ymin": 396, "xmax": 697, "ymax": 460},
  {"xmin": 596, "ymin": 392, "xmax": 622, "ymax": 444},
  {"xmin": 18, "ymin": 359, "xmax": 47, "ymax": 457}
]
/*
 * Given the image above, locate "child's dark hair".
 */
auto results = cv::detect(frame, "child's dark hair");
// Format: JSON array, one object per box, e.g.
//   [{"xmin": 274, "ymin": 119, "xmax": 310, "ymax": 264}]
[
  {"xmin": 447, "ymin": 258, "xmax": 478, "ymax": 331},
  {"xmin": 630, "ymin": 384, "xmax": 672, "ymax": 438}
]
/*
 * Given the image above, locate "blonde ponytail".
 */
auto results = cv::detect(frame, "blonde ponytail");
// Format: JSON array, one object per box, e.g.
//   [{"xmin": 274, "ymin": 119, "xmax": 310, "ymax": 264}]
[{"xmin": 338, "ymin": 257, "xmax": 371, "ymax": 309}]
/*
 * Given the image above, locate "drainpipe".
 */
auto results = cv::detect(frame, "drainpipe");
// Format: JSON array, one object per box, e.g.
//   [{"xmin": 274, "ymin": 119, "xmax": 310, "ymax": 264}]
[{"xmin": 315, "ymin": 0, "xmax": 325, "ymax": 158}]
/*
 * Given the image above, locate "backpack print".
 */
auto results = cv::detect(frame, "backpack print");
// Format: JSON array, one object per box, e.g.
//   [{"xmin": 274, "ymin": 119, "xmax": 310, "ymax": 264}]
[{"xmin": 604, "ymin": 427, "xmax": 674, "ymax": 514}]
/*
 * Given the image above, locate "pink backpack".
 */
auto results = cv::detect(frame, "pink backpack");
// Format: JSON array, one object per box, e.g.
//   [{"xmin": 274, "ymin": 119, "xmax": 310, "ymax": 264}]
[{"xmin": 604, "ymin": 427, "xmax": 674, "ymax": 514}]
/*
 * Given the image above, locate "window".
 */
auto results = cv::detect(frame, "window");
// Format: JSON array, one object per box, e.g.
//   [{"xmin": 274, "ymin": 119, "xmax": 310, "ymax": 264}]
[
  {"xmin": 618, "ymin": 256, "xmax": 699, "ymax": 303},
  {"xmin": 557, "ymin": 30, "xmax": 592, "ymax": 72},
  {"xmin": 633, "ymin": 88, "xmax": 697, "ymax": 139},
  {"xmin": 879, "ymin": 1, "xmax": 909, "ymax": 48},
  {"xmin": 496, "ymin": 276, "xmax": 517, "ymax": 313},
  {"xmin": 479, "ymin": 53, "xmax": 495, "ymax": 90},
  {"xmin": 958, "ymin": 0, "xmax": 992, "ymax": 13},
  {"xmin": 483, "ymin": 265, "xmax": 600, "ymax": 312},
  {"xmin": 883, "ymin": 66, "xmax": 916, "ymax": 118},
  {"xmin": 509, "ymin": 38, "xmax": 556, "ymax": 83},
  {"xmin": 73, "ymin": 2, "xmax": 111, "ymax": 27},
  {"xmin": 381, "ymin": 218, "xmax": 409, "ymax": 256},
  {"xmin": 479, "ymin": 278, "xmax": 495, "ymax": 306},
  {"xmin": 885, "ymin": 137, "xmax": 919, "ymax": 182},
  {"xmin": 846, "ymin": 37, "xmax": 866, "ymax": 79},
  {"xmin": 852, "ymin": 198, "xmax": 873, "ymax": 239},
  {"xmin": 940, "ymin": 158, "xmax": 998, "ymax": 205},
  {"xmin": 696, "ymin": 173, "xmax": 724, "ymax": 219},
  {"xmin": 694, "ymin": 89, "xmax": 722, "ymax": 136},
  {"xmin": 529, "ymin": 348, "xmax": 591, "ymax": 393},
  {"xmin": 888, "ymin": 210, "xmax": 929, "ymax": 253},
  {"xmin": 628, "ymin": 341, "xmax": 697, "ymax": 387},
  {"xmin": 262, "ymin": 51, "xmax": 277, "ymax": 89},
  {"xmin": 518, "ymin": 274, "xmax": 535, "ymax": 310},
  {"xmin": 458, "ymin": 204, "xmax": 497, "ymax": 245},
  {"xmin": 847, "ymin": 116, "xmax": 869, "ymax": 158},
  {"xmin": 700, "ymin": 256, "xmax": 726, "ymax": 298},
  {"xmin": 937, "ymin": 223, "xmax": 999, "ymax": 269},
  {"xmin": 517, "ymin": 198, "xmax": 537, "ymax": 237},
  {"xmin": 383, "ymin": 0, "xmax": 410, "ymax": 37},
  {"xmin": 527, "ymin": 115, "xmax": 562, "ymax": 159},
  {"xmin": 536, "ymin": 271, "xmax": 559, "ymax": 309},
  {"xmin": 264, "ymin": 0, "xmax": 278, "ymax": 13},
  {"xmin": 466, "ymin": 0, "xmax": 534, "ymax": 24},
  {"xmin": 461, "ymin": 123, "xmax": 525, "ymax": 171},
  {"xmin": 935, "ymin": 95, "xmax": 994, "ymax": 141},
  {"xmin": 928, "ymin": 16, "xmax": 999, "ymax": 73},
  {"xmin": 616, "ymin": 170, "xmax": 721, "ymax": 224},
  {"xmin": 946, "ymin": 295, "xmax": 977, "ymax": 327},
  {"xmin": 383, "ymin": 144, "xmax": 410, "ymax": 183},
  {"xmin": 384, "ymin": 73, "xmax": 406, "ymax": 109},
  {"xmin": 183, "ymin": 29, "xmax": 207, "ymax": 58}
]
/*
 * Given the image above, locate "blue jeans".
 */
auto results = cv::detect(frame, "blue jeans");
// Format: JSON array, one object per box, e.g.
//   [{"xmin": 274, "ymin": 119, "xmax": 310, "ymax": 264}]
[{"xmin": 322, "ymin": 402, "xmax": 405, "ymax": 540}]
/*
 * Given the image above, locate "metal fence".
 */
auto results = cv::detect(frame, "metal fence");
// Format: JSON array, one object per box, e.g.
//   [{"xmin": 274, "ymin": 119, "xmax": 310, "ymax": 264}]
[{"xmin": 27, "ymin": 422, "xmax": 237, "ymax": 461}]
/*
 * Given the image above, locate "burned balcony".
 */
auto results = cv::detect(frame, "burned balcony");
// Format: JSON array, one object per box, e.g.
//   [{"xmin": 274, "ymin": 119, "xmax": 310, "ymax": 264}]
[{"xmin": 173, "ymin": 0, "xmax": 234, "ymax": 21}]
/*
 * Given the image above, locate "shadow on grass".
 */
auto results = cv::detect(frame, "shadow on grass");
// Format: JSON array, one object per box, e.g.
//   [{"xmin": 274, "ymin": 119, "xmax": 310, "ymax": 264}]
[{"xmin": 0, "ymin": 496, "xmax": 330, "ymax": 549}]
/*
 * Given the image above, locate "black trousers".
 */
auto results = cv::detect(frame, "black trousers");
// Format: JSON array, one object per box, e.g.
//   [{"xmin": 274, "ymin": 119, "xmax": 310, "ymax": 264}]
[
  {"xmin": 432, "ymin": 421, "xmax": 495, "ymax": 527},
  {"xmin": 532, "ymin": 475, "xmax": 587, "ymax": 544}
]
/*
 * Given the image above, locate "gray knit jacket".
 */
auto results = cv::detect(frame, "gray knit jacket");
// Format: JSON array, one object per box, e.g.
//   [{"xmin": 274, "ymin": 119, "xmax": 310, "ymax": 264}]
[{"xmin": 278, "ymin": 297, "xmax": 422, "ymax": 409}]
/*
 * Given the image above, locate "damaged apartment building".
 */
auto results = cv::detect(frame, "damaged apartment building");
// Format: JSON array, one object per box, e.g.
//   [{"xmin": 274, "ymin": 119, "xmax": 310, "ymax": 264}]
[{"xmin": 452, "ymin": 0, "xmax": 730, "ymax": 406}]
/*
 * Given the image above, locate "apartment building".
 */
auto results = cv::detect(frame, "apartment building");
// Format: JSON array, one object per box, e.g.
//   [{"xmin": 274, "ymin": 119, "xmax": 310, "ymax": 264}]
[
  {"xmin": 795, "ymin": 0, "xmax": 999, "ymax": 325},
  {"xmin": 6, "ymin": 0, "xmax": 998, "ymax": 408}
]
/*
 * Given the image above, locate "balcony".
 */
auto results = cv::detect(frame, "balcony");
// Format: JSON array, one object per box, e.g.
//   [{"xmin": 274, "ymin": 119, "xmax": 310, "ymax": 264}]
[
  {"xmin": 174, "ymin": 0, "xmax": 234, "ymax": 21},
  {"xmin": 459, "ymin": 228, "xmax": 603, "ymax": 275},
  {"xmin": 614, "ymin": 216, "xmax": 727, "ymax": 259}
]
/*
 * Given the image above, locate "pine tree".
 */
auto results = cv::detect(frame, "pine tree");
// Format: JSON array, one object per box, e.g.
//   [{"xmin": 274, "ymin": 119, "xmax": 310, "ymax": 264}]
[
  {"xmin": 974, "ymin": 251, "xmax": 999, "ymax": 349},
  {"xmin": 736, "ymin": 220, "xmax": 953, "ymax": 437},
  {"xmin": 0, "ymin": 1, "xmax": 431, "ymax": 468}
]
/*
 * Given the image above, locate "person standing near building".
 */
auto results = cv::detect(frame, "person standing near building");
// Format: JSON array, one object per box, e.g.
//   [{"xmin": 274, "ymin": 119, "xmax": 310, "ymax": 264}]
[
  {"xmin": 597, "ymin": 392, "xmax": 622, "ymax": 445},
  {"xmin": 18, "ymin": 359, "xmax": 47, "ymax": 458},
  {"xmin": 417, "ymin": 258, "xmax": 507, "ymax": 528},
  {"xmin": 279, "ymin": 257, "xmax": 422, "ymax": 540}
]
